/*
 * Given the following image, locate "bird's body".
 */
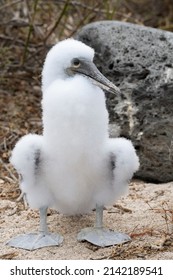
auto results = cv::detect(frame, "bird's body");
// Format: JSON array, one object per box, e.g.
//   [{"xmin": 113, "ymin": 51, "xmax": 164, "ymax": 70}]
[
  {"xmin": 42, "ymin": 74, "xmax": 111, "ymax": 214},
  {"xmin": 8, "ymin": 39, "xmax": 139, "ymax": 249}
]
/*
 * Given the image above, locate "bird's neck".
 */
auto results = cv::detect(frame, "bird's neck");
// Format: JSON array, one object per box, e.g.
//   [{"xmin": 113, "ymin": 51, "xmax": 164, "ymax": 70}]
[{"xmin": 42, "ymin": 77, "xmax": 109, "ymax": 151}]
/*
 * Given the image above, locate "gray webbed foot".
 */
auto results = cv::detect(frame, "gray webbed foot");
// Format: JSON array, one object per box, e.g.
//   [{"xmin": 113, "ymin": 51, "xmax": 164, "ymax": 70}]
[
  {"xmin": 7, "ymin": 232, "xmax": 63, "ymax": 250},
  {"xmin": 7, "ymin": 207, "xmax": 63, "ymax": 250},
  {"xmin": 77, "ymin": 205, "xmax": 131, "ymax": 247},
  {"xmin": 77, "ymin": 227, "xmax": 130, "ymax": 247}
]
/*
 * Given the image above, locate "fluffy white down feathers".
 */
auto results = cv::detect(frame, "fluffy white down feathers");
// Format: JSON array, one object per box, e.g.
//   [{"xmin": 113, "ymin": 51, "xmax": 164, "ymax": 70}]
[{"xmin": 10, "ymin": 38, "xmax": 139, "ymax": 215}]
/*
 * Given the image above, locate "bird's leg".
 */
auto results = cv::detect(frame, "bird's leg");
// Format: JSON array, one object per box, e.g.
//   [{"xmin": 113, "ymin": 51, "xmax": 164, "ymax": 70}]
[
  {"xmin": 7, "ymin": 207, "xmax": 63, "ymax": 250},
  {"xmin": 95, "ymin": 204, "xmax": 103, "ymax": 228},
  {"xmin": 77, "ymin": 204, "xmax": 131, "ymax": 247},
  {"xmin": 39, "ymin": 207, "xmax": 48, "ymax": 234}
]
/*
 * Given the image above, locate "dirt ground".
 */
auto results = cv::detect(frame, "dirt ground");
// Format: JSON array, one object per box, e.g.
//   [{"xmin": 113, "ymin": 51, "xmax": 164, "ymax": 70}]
[{"xmin": 0, "ymin": 179, "xmax": 173, "ymax": 260}]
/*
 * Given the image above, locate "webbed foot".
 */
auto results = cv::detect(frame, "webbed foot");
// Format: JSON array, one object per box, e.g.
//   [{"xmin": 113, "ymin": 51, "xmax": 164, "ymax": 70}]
[
  {"xmin": 7, "ymin": 232, "xmax": 63, "ymax": 250},
  {"xmin": 77, "ymin": 227, "xmax": 131, "ymax": 247}
]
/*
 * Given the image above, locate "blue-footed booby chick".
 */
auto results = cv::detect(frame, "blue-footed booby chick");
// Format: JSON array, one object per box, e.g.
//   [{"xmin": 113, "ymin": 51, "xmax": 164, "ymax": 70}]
[{"xmin": 7, "ymin": 38, "xmax": 139, "ymax": 250}]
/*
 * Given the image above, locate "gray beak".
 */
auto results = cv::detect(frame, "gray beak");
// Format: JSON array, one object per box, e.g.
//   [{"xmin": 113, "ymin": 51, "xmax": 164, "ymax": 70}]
[{"xmin": 73, "ymin": 60, "xmax": 120, "ymax": 94}]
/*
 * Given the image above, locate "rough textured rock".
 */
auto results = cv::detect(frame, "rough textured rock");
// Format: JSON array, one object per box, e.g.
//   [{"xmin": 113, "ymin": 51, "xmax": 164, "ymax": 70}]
[{"xmin": 75, "ymin": 21, "xmax": 173, "ymax": 183}]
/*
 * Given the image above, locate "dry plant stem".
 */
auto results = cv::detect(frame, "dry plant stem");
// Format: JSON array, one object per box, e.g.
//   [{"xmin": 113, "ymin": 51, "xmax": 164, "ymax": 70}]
[
  {"xmin": 0, "ymin": 0, "xmax": 23, "ymax": 11},
  {"xmin": 1, "ymin": 176, "xmax": 15, "ymax": 184},
  {"xmin": 16, "ymin": 191, "xmax": 28, "ymax": 209},
  {"xmin": 68, "ymin": 2, "xmax": 101, "ymax": 38},
  {"xmin": 43, "ymin": 0, "xmax": 70, "ymax": 43},
  {"xmin": 0, "ymin": 158, "xmax": 17, "ymax": 182},
  {"xmin": 22, "ymin": 0, "xmax": 39, "ymax": 65},
  {"xmin": 147, "ymin": 201, "xmax": 173, "ymax": 236}
]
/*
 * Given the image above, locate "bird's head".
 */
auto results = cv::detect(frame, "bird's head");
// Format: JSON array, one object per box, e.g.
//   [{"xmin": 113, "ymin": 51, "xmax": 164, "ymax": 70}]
[{"xmin": 42, "ymin": 38, "xmax": 120, "ymax": 94}]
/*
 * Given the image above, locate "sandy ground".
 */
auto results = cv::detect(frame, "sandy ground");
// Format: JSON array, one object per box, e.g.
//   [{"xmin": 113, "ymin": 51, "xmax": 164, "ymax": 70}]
[{"xmin": 0, "ymin": 180, "xmax": 173, "ymax": 260}]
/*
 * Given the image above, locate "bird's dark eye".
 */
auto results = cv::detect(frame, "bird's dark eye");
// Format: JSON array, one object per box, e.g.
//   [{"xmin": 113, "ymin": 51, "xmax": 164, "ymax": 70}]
[{"xmin": 72, "ymin": 58, "xmax": 80, "ymax": 68}]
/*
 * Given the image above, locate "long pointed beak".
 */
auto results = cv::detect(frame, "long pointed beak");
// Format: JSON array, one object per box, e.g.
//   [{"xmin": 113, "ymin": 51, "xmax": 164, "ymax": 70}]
[{"xmin": 74, "ymin": 60, "xmax": 120, "ymax": 94}]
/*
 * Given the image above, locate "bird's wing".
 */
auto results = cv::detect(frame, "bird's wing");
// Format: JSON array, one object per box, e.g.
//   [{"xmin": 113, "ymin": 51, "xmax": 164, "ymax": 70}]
[
  {"xmin": 10, "ymin": 134, "xmax": 42, "ymax": 183},
  {"xmin": 10, "ymin": 134, "xmax": 54, "ymax": 208},
  {"xmin": 107, "ymin": 137, "xmax": 139, "ymax": 199}
]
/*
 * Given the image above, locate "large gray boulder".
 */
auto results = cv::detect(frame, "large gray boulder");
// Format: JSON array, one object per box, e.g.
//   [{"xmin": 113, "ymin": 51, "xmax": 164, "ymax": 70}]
[{"xmin": 75, "ymin": 21, "xmax": 173, "ymax": 183}]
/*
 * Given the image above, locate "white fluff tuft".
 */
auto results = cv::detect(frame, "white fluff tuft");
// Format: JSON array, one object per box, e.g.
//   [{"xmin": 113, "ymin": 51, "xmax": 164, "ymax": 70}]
[
  {"xmin": 108, "ymin": 138, "xmax": 140, "ymax": 199},
  {"xmin": 10, "ymin": 134, "xmax": 55, "ymax": 208}
]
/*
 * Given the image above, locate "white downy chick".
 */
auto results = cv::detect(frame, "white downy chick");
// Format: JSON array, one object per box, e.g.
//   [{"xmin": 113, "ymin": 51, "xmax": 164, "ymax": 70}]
[{"xmin": 9, "ymin": 39, "xmax": 139, "ymax": 249}]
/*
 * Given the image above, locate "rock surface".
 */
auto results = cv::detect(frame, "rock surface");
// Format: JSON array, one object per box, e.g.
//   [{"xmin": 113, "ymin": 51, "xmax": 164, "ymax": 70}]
[{"xmin": 76, "ymin": 21, "xmax": 173, "ymax": 183}]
